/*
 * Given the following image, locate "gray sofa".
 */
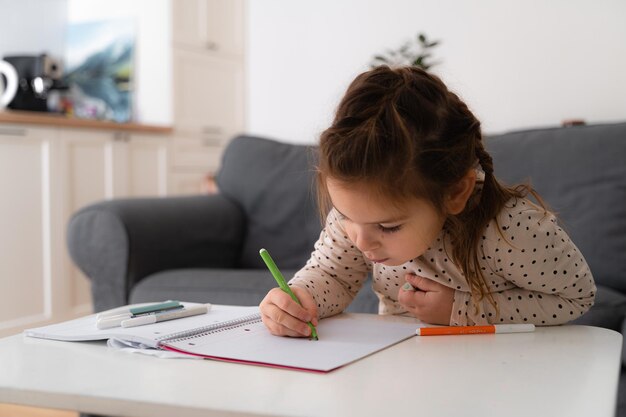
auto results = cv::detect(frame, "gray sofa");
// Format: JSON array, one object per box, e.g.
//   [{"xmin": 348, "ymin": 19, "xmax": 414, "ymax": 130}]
[{"xmin": 68, "ymin": 122, "xmax": 626, "ymax": 414}]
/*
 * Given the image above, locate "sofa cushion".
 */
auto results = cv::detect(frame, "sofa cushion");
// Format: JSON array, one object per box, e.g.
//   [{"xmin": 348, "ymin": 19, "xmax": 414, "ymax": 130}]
[
  {"xmin": 618, "ymin": 372, "xmax": 626, "ymax": 417},
  {"xmin": 130, "ymin": 269, "xmax": 380, "ymax": 314},
  {"xmin": 485, "ymin": 123, "xmax": 626, "ymax": 292},
  {"xmin": 216, "ymin": 136, "xmax": 322, "ymax": 270},
  {"xmin": 621, "ymin": 318, "xmax": 626, "ymax": 367},
  {"xmin": 572, "ymin": 285, "xmax": 626, "ymax": 331},
  {"xmin": 129, "ymin": 268, "xmax": 290, "ymax": 306}
]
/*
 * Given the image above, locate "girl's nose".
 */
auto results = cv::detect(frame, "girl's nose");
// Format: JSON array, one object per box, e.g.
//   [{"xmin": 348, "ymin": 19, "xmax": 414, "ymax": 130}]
[{"xmin": 354, "ymin": 229, "xmax": 380, "ymax": 252}]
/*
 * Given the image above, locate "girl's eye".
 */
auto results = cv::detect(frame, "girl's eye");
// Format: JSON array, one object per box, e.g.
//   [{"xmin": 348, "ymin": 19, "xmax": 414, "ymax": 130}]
[{"xmin": 378, "ymin": 225, "xmax": 402, "ymax": 233}]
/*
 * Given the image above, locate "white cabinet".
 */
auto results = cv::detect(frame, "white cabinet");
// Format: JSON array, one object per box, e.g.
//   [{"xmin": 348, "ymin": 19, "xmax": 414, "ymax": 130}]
[
  {"xmin": 60, "ymin": 129, "xmax": 169, "ymax": 202},
  {"xmin": 0, "ymin": 125, "xmax": 169, "ymax": 337},
  {"xmin": 59, "ymin": 130, "xmax": 169, "ymax": 321},
  {"xmin": 173, "ymin": 49, "xmax": 244, "ymax": 139},
  {"xmin": 124, "ymin": 133, "xmax": 169, "ymax": 197},
  {"xmin": 0, "ymin": 126, "xmax": 59, "ymax": 335},
  {"xmin": 168, "ymin": 136, "xmax": 223, "ymax": 195},
  {"xmin": 169, "ymin": 0, "xmax": 245, "ymax": 195},
  {"xmin": 172, "ymin": 0, "xmax": 244, "ymax": 57}
]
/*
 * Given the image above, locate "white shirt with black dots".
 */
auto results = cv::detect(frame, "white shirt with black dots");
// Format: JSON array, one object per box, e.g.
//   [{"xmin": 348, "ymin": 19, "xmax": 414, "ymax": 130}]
[{"xmin": 289, "ymin": 198, "xmax": 596, "ymax": 326}]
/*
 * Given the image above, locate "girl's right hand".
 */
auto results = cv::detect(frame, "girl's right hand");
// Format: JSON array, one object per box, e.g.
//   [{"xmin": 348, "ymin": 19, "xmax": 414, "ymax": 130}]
[{"xmin": 260, "ymin": 286, "xmax": 319, "ymax": 337}]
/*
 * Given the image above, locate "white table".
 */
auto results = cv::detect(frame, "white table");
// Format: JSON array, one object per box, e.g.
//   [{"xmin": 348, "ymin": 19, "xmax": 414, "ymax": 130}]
[{"xmin": 0, "ymin": 319, "xmax": 622, "ymax": 417}]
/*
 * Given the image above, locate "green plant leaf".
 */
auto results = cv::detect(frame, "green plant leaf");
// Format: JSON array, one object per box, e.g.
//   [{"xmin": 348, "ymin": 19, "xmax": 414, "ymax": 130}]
[{"xmin": 372, "ymin": 31, "xmax": 441, "ymax": 71}]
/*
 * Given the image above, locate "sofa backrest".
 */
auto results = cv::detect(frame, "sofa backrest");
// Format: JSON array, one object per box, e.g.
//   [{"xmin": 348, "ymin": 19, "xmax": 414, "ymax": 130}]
[
  {"xmin": 485, "ymin": 122, "xmax": 626, "ymax": 293},
  {"xmin": 216, "ymin": 135, "xmax": 322, "ymax": 269},
  {"xmin": 216, "ymin": 124, "xmax": 626, "ymax": 294}
]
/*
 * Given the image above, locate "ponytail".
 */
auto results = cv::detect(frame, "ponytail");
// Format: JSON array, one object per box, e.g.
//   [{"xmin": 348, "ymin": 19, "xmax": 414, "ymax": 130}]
[{"xmin": 446, "ymin": 138, "xmax": 546, "ymax": 317}]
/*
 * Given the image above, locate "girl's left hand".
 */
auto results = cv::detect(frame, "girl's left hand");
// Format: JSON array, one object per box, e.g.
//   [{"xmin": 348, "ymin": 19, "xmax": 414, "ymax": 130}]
[{"xmin": 398, "ymin": 273, "xmax": 454, "ymax": 325}]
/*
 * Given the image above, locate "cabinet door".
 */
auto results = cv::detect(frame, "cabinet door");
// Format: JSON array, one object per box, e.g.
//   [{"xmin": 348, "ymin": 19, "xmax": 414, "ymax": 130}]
[
  {"xmin": 58, "ymin": 130, "xmax": 170, "ymax": 319},
  {"xmin": 169, "ymin": 171, "xmax": 210, "ymax": 196},
  {"xmin": 125, "ymin": 133, "xmax": 169, "ymax": 197},
  {"xmin": 173, "ymin": 49, "xmax": 245, "ymax": 140},
  {"xmin": 61, "ymin": 130, "xmax": 169, "ymax": 201},
  {"xmin": 168, "ymin": 136, "xmax": 223, "ymax": 195},
  {"xmin": 172, "ymin": 0, "xmax": 244, "ymax": 57},
  {"xmin": 170, "ymin": 136, "xmax": 222, "ymax": 171},
  {"xmin": 59, "ymin": 130, "xmax": 113, "ymax": 316},
  {"xmin": 61, "ymin": 130, "xmax": 112, "ymax": 208},
  {"xmin": 0, "ymin": 127, "xmax": 57, "ymax": 336},
  {"xmin": 0, "ymin": 127, "xmax": 160, "ymax": 336},
  {"xmin": 204, "ymin": 0, "xmax": 244, "ymax": 57}
]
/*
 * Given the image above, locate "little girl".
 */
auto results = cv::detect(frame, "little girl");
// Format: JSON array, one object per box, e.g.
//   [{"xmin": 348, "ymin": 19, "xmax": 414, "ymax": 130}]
[{"xmin": 260, "ymin": 65, "xmax": 596, "ymax": 337}]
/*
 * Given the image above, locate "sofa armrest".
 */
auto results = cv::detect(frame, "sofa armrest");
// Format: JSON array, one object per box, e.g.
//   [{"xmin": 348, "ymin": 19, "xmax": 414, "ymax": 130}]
[{"xmin": 67, "ymin": 194, "xmax": 246, "ymax": 312}]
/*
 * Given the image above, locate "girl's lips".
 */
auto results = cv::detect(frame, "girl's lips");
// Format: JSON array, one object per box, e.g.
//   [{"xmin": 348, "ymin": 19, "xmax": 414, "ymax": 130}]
[{"xmin": 371, "ymin": 258, "xmax": 389, "ymax": 264}]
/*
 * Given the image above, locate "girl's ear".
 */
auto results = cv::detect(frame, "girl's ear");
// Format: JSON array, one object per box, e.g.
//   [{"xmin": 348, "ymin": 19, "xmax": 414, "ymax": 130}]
[{"xmin": 445, "ymin": 169, "xmax": 477, "ymax": 215}]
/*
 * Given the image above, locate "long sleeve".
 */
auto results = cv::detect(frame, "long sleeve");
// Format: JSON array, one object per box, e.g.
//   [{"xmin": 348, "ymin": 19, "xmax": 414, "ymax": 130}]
[
  {"xmin": 289, "ymin": 209, "xmax": 371, "ymax": 318},
  {"xmin": 450, "ymin": 199, "xmax": 596, "ymax": 326}
]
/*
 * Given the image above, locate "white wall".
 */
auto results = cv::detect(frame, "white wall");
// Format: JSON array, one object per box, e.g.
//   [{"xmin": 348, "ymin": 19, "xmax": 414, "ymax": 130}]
[
  {"xmin": 246, "ymin": 0, "xmax": 626, "ymax": 143},
  {"xmin": 67, "ymin": 0, "xmax": 172, "ymax": 126},
  {"xmin": 0, "ymin": 0, "xmax": 67, "ymax": 63}
]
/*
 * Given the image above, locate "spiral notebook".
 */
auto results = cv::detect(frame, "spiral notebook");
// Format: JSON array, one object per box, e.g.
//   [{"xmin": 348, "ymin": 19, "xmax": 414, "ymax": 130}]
[{"xmin": 25, "ymin": 304, "xmax": 417, "ymax": 373}]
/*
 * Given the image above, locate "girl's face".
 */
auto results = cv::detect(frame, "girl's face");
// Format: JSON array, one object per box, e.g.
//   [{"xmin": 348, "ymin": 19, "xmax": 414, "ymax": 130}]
[{"xmin": 326, "ymin": 178, "xmax": 446, "ymax": 266}]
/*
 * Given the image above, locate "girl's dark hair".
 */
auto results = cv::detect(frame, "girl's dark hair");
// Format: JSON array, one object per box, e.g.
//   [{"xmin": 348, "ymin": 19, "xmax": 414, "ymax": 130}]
[{"xmin": 317, "ymin": 65, "xmax": 540, "ymax": 310}]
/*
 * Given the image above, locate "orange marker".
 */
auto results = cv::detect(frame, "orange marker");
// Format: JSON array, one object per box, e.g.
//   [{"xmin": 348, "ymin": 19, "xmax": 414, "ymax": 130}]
[{"xmin": 416, "ymin": 324, "xmax": 535, "ymax": 336}]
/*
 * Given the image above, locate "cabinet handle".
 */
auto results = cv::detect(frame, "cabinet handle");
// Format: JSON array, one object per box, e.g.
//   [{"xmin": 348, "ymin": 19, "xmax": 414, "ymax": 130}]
[
  {"xmin": 0, "ymin": 127, "xmax": 27, "ymax": 136},
  {"xmin": 202, "ymin": 126, "xmax": 222, "ymax": 135},
  {"xmin": 201, "ymin": 137, "xmax": 221, "ymax": 147},
  {"xmin": 114, "ymin": 132, "xmax": 131, "ymax": 142}
]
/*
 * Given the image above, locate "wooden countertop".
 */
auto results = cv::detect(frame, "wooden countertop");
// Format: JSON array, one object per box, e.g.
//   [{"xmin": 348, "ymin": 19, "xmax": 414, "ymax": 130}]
[{"xmin": 0, "ymin": 110, "xmax": 172, "ymax": 134}]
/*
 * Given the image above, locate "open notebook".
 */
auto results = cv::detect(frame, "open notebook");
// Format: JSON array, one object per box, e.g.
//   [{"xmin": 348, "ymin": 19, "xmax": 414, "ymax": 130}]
[{"xmin": 24, "ymin": 304, "xmax": 418, "ymax": 373}]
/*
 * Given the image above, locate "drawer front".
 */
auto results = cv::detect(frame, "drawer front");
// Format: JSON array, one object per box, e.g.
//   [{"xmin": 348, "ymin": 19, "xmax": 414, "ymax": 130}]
[
  {"xmin": 169, "ymin": 170, "xmax": 217, "ymax": 196},
  {"xmin": 171, "ymin": 137, "xmax": 223, "ymax": 170}
]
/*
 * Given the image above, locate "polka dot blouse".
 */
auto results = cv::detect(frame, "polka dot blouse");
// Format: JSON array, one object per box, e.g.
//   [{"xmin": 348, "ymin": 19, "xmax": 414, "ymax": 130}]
[{"xmin": 289, "ymin": 197, "xmax": 596, "ymax": 326}]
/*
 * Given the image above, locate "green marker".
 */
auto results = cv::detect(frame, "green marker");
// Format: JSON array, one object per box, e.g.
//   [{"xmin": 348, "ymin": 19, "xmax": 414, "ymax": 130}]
[{"xmin": 259, "ymin": 248, "xmax": 318, "ymax": 340}]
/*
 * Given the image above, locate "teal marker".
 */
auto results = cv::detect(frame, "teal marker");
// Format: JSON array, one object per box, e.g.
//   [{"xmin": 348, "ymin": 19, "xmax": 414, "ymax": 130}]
[
  {"xmin": 129, "ymin": 300, "xmax": 182, "ymax": 316},
  {"xmin": 259, "ymin": 248, "xmax": 318, "ymax": 340}
]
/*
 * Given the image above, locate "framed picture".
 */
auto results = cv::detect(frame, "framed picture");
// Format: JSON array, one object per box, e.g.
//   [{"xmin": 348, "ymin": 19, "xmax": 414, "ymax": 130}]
[{"xmin": 65, "ymin": 19, "xmax": 135, "ymax": 123}]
